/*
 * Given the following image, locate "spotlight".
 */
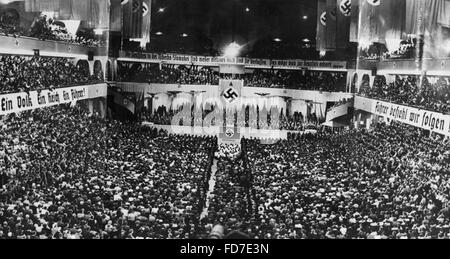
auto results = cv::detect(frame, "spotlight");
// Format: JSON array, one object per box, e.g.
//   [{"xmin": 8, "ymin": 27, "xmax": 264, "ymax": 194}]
[
  {"xmin": 181, "ymin": 33, "xmax": 188, "ymax": 38},
  {"xmin": 158, "ymin": 8, "xmax": 165, "ymax": 13},
  {"xmin": 273, "ymin": 38, "xmax": 282, "ymax": 42},
  {"xmin": 155, "ymin": 31, "xmax": 163, "ymax": 36},
  {"xmin": 245, "ymin": 7, "xmax": 250, "ymax": 12},
  {"xmin": 223, "ymin": 42, "xmax": 241, "ymax": 58},
  {"xmin": 302, "ymin": 15, "xmax": 308, "ymax": 20}
]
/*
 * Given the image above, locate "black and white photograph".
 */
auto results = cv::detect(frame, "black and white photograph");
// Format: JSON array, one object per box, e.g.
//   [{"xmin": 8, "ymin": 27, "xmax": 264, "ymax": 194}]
[{"xmin": 0, "ymin": 0, "xmax": 450, "ymax": 251}]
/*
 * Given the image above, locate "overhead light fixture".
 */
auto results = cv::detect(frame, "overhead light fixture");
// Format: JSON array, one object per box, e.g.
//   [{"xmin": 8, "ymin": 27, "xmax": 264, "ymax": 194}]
[
  {"xmin": 158, "ymin": 8, "xmax": 165, "ymax": 13},
  {"xmin": 303, "ymin": 38, "xmax": 310, "ymax": 43},
  {"xmin": 155, "ymin": 31, "xmax": 163, "ymax": 36},
  {"xmin": 181, "ymin": 33, "xmax": 188, "ymax": 37},
  {"xmin": 273, "ymin": 38, "xmax": 282, "ymax": 42},
  {"xmin": 223, "ymin": 42, "xmax": 241, "ymax": 58},
  {"xmin": 245, "ymin": 7, "xmax": 250, "ymax": 12},
  {"xmin": 302, "ymin": 15, "xmax": 308, "ymax": 20}
]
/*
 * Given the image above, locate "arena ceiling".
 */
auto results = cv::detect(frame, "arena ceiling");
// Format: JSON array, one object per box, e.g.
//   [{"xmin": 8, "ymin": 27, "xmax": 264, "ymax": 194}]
[{"xmin": 150, "ymin": 0, "xmax": 317, "ymax": 56}]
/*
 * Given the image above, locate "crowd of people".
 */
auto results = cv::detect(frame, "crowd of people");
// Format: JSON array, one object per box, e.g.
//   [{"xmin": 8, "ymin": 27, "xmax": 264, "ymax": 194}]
[
  {"xmin": 361, "ymin": 76, "xmax": 450, "ymax": 114},
  {"xmin": 1, "ymin": 100, "xmax": 450, "ymax": 239},
  {"xmin": 244, "ymin": 70, "xmax": 347, "ymax": 92},
  {"xmin": 118, "ymin": 63, "xmax": 220, "ymax": 85},
  {"xmin": 0, "ymin": 55, "xmax": 103, "ymax": 94},
  {"xmin": 0, "ymin": 15, "xmax": 102, "ymax": 47},
  {"xmin": 215, "ymin": 143, "xmax": 241, "ymax": 160},
  {"xmin": 207, "ymin": 122, "xmax": 450, "ymax": 239},
  {"xmin": 0, "ymin": 104, "xmax": 216, "ymax": 239},
  {"xmin": 117, "ymin": 62, "xmax": 347, "ymax": 92}
]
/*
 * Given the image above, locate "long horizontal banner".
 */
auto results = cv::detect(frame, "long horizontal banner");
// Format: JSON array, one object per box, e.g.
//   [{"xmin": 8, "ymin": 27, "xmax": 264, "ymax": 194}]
[
  {"xmin": 355, "ymin": 96, "xmax": 450, "ymax": 136},
  {"xmin": 0, "ymin": 84, "xmax": 107, "ymax": 116},
  {"xmin": 119, "ymin": 51, "xmax": 347, "ymax": 70}
]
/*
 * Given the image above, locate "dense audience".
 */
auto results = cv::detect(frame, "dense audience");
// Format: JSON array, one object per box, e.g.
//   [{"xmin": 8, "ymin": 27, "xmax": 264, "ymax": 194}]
[
  {"xmin": 203, "ymin": 140, "xmax": 254, "ymax": 239},
  {"xmin": 210, "ymin": 122, "xmax": 450, "ymax": 239},
  {"xmin": 118, "ymin": 62, "xmax": 347, "ymax": 92},
  {"xmin": 0, "ymin": 15, "xmax": 102, "ymax": 47},
  {"xmin": 361, "ymin": 76, "xmax": 450, "ymax": 114},
  {"xmin": 118, "ymin": 63, "xmax": 220, "ymax": 85},
  {"xmin": 215, "ymin": 143, "xmax": 241, "ymax": 160},
  {"xmin": 244, "ymin": 70, "xmax": 347, "ymax": 92},
  {"xmin": 0, "ymin": 55, "xmax": 102, "ymax": 94},
  {"xmin": 1, "ymin": 99, "xmax": 450, "ymax": 239},
  {"xmin": 0, "ymin": 104, "xmax": 216, "ymax": 239}
]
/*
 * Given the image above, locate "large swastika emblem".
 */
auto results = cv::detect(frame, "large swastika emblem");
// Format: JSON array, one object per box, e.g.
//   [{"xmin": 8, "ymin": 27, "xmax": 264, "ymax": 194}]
[{"xmin": 223, "ymin": 87, "xmax": 239, "ymax": 103}]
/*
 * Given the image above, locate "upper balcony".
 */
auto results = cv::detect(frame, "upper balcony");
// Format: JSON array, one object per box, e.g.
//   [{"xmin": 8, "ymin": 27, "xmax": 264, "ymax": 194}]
[{"xmin": 0, "ymin": 34, "xmax": 108, "ymax": 58}]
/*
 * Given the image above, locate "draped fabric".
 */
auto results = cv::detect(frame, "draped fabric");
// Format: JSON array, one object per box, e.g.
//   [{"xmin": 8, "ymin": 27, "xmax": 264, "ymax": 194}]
[
  {"xmin": 357, "ymin": 0, "xmax": 407, "ymax": 51},
  {"xmin": 405, "ymin": 0, "xmax": 440, "ymax": 36},
  {"xmin": 358, "ymin": 0, "xmax": 381, "ymax": 45},
  {"xmin": 349, "ymin": 0, "xmax": 359, "ymax": 42},
  {"xmin": 153, "ymin": 93, "xmax": 170, "ymax": 112},
  {"xmin": 25, "ymin": 0, "xmax": 59, "ymax": 12},
  {"xmin": 352, "ymin": 0, "xmax": 406, "ymax": 50},
  {"xmin": 25, "ymin": 0, "xmax": 39, "ymax": 12},
  {"xmin": 325, "ymin": 0, "xmax": 337, "ymax": 50},
  {"xmin": 316, "ymin": 0, "xmax": 328, "ymax": 52},
  {"xmin": 380, "ymin": 0, "xmax": 406, "ymax": 51},
  {"xmin": 336, "ymin": 0, "xmax": 351, "ymax": 49},
  {"xmin": 172, "ymin": 93, "xmax": 193, "ymax": 111},
  {"xmin": 291, "ymin": 100, "xmax": 308, "ymax": 119},
  {"xmin": 405, "ymin": 0, "xmax": 450, "ymax": 58},
  {"xmin": 123, "ymin": 0, "xmax": 143, "ymax": 39},
  {"xmin": 110, "ymin": 0, "xmax": 123, "ymax": 31},
  {"xmin": 86, "ymin": 0, "xmax": 110, "ymax": 29},
  {"xmin": 152, "ymin": 94, "xmax": 288, "ymax": 115},
  {"xmin": 141, "ymin": 0, "xmax": 152, "ymax": 47},
  {"xmin": 24, "ymin": 0, "xmax": 110, "ymax": 29},
  {"xmin": 59, "ymin": 0, "xmax": 73, "ymax": 19},
  {"xmin": 40, "ymin": 0, "xmax": 59, "ymax": 11},
  {"xmin": 438, "ymin": 0, "xmax": 450, "ymax": 27}
]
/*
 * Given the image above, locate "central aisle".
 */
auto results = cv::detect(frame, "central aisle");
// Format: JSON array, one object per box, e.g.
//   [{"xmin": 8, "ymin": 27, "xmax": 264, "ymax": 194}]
[{"xmin": 200, "ymin": 159, "xmax": 218, "ymax": 221}]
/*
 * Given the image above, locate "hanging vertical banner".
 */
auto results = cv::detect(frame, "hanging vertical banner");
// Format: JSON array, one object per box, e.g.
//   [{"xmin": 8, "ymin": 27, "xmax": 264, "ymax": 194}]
[
  {"xmin": 86, "ymin": 0, "xmax": 110, "ymax": 29},
  {"xmin": 40, "ymin": 0, "xmax": 60, "ymax": 11},
  {"xmin": 122, "ymin": 0, "xmax": 133, "ymax": 38},
  {"xmin": 123, "ymin": 0, "xmax": 143, "ymax": 39},
  {"xmin": 25, "ymin": 0, "xmax": 38, "ymax": 12},
  {"xmin": 316, "ymin": 0, "xmax": 328, "ymax": 52},
  {"xmin": 405, "ymin": 0, "xmax": 428, "ymax": 36},
  {"xmin": 71, "ymin": 0, "xmax": 90, "ymax": 20},
  {"xmin": 358, "ymin": 0, "xmax": 381, "ymax": 45},
  {"xmin": 141, "ymin": 0, "xmax": 152, "ymax": 47},
  {"xmin": 59, "ymin": 0, "xmax": 73, "ymax": 19},
  {"xmin": 336, "ymin": 0, "xmax": 351, "ymax": 49},
  {"xmin": 25, "ymin": 0, "xmax": 59, "ymax": 12},
  {"xmin": 110, "ymin": 0, "xmax": 123, "ymax": 31},
  {"xmin": 379, "ymin": 0, "xmax": 406, "ymax": 51},
  {"xmin": 438, "ymin": 0, "xmax": 450, "ymax": 28},
  {"xmin": 325, "ymin": 0, "xmax": 337, "ymax": 50},
  {"xmin": 349, "ymin": 0, "xmax": 359, "ymax": 42}
]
